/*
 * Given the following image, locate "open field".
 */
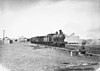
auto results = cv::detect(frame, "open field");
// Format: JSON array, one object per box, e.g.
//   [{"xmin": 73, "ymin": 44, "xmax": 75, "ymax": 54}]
[
  {"xmin": 0, "ymin": 42, "xmax": 100, "ymax": 71},
  {"xmin": 66, "ymin": 44, "xmax": 100, "ymax": 54},
  {"xmin": 86, "ymin": 45, "xmax": 100, "ymax": 54}
]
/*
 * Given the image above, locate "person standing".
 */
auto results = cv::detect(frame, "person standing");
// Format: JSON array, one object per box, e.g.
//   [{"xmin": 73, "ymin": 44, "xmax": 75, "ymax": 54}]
[{"xmin": 79, "ymin": 40, "xmax": 87, "ymax": 55}]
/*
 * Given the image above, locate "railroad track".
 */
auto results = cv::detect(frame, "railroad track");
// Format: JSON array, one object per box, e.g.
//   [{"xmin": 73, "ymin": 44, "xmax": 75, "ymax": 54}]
[{"xmin": 25, "ymin": 43, "xmax": 100, "ymax": 58}]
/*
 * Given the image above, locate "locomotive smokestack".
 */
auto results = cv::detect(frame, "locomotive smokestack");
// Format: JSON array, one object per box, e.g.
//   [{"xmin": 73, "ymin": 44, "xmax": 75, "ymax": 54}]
[
  {"xmin": 56, "ymin": 31, "xmax": 58, "ymax": 35},
  {"xmin": 59, "ymin": 30, "xmax": 63, "ymax": 34}
]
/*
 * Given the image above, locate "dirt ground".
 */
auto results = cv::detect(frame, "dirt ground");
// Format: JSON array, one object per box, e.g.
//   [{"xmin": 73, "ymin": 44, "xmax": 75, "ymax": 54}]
[{"xmin": 0, "ymin": 42, "xmax": 100, "ymax": 71}]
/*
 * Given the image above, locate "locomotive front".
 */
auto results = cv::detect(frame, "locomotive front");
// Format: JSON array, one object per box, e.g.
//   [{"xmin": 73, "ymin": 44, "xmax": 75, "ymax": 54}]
[{"xmin": 52, "ymin": 30, "xmax": 65, "ymax": 47}]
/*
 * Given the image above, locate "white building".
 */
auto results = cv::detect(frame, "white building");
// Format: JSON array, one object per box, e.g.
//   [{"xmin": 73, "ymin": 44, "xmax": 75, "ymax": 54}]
[
  {"xmin": 65, "ymin": 33, "xmax": 82, "ymax": 45},
  {"xmin": 4, "ymin": 37, "xmax": 11, "ymax": 44},
  {"xmin": 18, "ymin": 36, "xmax": 27, "ymax": 42}
]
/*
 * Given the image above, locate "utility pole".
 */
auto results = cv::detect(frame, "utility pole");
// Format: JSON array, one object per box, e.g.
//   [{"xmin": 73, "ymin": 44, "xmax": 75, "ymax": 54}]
[{"xmin": 3, "ymin": 30, "xmax": 5, "ymax": 44}]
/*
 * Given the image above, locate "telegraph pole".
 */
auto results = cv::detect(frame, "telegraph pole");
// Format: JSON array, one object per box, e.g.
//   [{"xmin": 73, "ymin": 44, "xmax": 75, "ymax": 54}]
[{"xmin": 3, "ymin": 30, "xmax": 5, "ymax": 44}]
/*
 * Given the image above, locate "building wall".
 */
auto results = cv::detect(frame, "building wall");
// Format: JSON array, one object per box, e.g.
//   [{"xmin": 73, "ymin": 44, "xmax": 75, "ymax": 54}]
[
  {"xmin": 65, "ymin": 34, "xmax": 82, "ymax": 45},
  {"xmin": 18, "ymin": 36, "xmax": 27, "ymax": 42},
  {"xmin": 4, "ymin": 38, "xmax": 10, "ymax": 44}
]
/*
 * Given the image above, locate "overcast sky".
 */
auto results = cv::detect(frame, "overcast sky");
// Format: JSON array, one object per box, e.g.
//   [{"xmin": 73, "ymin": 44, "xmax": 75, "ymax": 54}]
[{"xmin": 0, "ymin": 0, "xmax": 100, "ymax": 39}]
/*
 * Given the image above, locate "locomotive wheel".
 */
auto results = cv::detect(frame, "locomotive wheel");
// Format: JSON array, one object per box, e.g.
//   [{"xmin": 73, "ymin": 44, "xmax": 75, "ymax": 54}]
[{"xmin": 59, "ymin": 43, "xmax": 65, "ymax": 47}]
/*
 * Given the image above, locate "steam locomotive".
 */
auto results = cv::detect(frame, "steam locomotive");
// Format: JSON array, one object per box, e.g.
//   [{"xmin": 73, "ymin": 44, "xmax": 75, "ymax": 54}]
[{"xmin": 30, "ymin": 30, "xmax": 67, "ymax": 47}]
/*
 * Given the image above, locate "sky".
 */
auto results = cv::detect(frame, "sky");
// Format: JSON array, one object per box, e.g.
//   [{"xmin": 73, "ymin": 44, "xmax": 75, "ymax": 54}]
[{"xmin": 0, "ymin": 0, "xmax": 100, "ymax": 39}]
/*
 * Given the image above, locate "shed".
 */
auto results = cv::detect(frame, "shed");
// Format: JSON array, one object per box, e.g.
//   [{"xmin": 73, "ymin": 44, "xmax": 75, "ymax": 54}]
[
  {"xmin": 18, "ymin": 36, "xmax": 27, "ymax": 42},
  {"xmin": 4, "ymin": 37, "xmax": 11, "ymax": 44},
  {"xmin": 65, "ymin": 33, "xmax": 82, "ymax": 45}
]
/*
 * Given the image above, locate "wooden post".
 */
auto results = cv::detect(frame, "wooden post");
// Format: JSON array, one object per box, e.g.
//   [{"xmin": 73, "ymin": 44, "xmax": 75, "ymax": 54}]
[
  {"xmin": 71, "ymin": 51, "xmax": 73, "ymax": 56},
  {"xmin": 3, "ymin": 30, "xmax": 5, "ymax": 44}
]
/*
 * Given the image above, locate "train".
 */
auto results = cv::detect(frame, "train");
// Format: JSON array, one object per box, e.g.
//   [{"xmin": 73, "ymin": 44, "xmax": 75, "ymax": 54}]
[
  {"xmin": 29, "ymin": 30, "xmax": 100, "ymax": 57},
  {"xmin": 30, "ymin": 30, "xmax": 93, "ymax": 56},
  {"xmin": 30, "ymin": 30, "xmax": 67, "ymax": 47}
]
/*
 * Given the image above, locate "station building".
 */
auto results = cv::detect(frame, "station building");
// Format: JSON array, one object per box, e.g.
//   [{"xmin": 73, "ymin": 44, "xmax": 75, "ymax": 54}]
[
  {"xmin": 18, "ymin": 36, "xmax": 27, "ymax": 42},
  {"xmin": 3, "ymin": 37, "xmax": 11, "ymax": 44},
  {"xmin": 65, "ymin": 33, "xmax": 82, "ymax": 45}
]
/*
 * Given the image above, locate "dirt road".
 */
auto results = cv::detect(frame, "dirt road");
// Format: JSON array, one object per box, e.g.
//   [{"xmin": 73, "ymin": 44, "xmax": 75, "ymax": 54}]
[{"xmin": 0, "ymin": 42, "xmax": 99, "ymax": 71}]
